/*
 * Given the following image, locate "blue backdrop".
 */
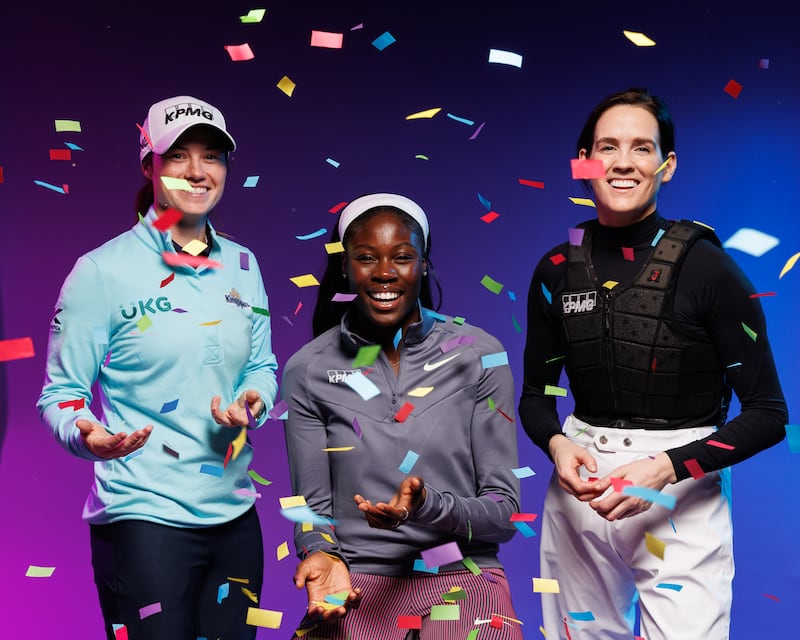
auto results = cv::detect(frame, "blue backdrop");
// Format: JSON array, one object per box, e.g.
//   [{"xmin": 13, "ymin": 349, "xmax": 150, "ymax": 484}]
[{"xmin": 1, "ymin": 1, "xmax": 798, "ymax": 637}]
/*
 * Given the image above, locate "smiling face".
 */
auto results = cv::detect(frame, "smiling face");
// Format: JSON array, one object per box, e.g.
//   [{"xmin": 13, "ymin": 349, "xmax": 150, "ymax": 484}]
[
  {"xmin": 143, "ymin": 125, "xmax": 228, "ymax": 220},
  {"xmin": 343, "ymin": 209, "xmax": 426, "ymax": 339},
  {"xmin": 580, "ymin": 104, "xmax": 676, "ymax": 227}
]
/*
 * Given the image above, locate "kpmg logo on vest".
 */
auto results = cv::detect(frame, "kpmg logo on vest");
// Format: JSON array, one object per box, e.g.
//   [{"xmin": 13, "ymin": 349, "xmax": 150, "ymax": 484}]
[
  {"xmin": 561, "ymin": 291, "xmax": 597, "ymax": 314},
  {"xmin": 164, "ymin": 102, "xmax": 214, "ymax": 125},
  {"xmin": 327, "ymin": 370, "xmax": 358, "ymax": 384}
]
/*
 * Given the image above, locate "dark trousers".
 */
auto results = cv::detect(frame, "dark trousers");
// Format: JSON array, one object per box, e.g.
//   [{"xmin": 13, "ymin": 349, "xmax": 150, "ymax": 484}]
[{"xmin": 90, "ymin": 507, "xmax": 264, "ymax": 640}]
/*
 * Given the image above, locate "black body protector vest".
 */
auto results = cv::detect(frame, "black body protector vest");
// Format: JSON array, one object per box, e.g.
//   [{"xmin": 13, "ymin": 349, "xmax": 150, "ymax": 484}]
[{"xmin": 561, "ymin": 220, "xmax": 729, "ymax": 428}]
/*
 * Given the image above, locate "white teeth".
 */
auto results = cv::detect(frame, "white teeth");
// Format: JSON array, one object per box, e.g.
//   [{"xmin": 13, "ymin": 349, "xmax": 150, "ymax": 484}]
[
  {"xmin": 188, "ymin": 187, "xmax": 208, "ymax": 194},
  {"xmin": 371, "ymin": 291, "xmax": 399, "ymax": 301},
  {"xmin": 610, "ymin": 179, "xmax": 636, "ymax": 188}
]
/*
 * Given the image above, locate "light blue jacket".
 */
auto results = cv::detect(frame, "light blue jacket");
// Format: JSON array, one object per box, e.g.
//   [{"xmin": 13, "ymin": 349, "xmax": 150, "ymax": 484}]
[{"xmin": 37, "ymin": 208, "xmax": 278, "ymax": 526}]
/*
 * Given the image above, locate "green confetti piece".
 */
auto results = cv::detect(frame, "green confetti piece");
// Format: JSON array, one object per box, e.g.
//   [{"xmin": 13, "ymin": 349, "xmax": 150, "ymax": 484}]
[
  {"xmin": 741, "ymin": 322, "xmax": 758, "ymax": 341},
  {"xmin": 248, "ymin": 469, "xmax": 272, "ymax": 485},
  {"xmin": 415, "ymin": 154, "xmax": 429, "ymax": 160},
  {"xmin": 443, "ymin": 587, "xmax": 468, "ymax": 601},
  {"xmin": 467, "ymin": 520, "xmax": 472, "ymax": 543},
  {"xmin": 453, "ymin": 316, "xmax": 466, "ymax": 325},
  {"xmin": 480, "ymin": 274, "xmax": 504, "ymax": 294},
  {"xmin": 487, "ymin": 397, "xmax": 496, "ymax": 410},
  {"xmin": 352, "ymin": 344, "xmax": 381, "ymax": 368},
  {"xmin": 252, "ymin": 306, "xmax": 270, "ymax": 316},
  {"xmin": 544, "ymin": 384, "xmax": 567, "ymax": 397},
  {"xmin": 512, "ymin": 314, "xmax": 521, "ymax": 333},
  {"xmin": 467, "ymin": 630, "xmax": 480, "ymax": 640},
  {"xmin": 430, "ymin": 604, "xmax": 460, "ymax": 620},
  {"xmin": 25, "ymin": 565, "xmax": 56, "ymax": 577},
  {"xmin": 545, "ymin": 355, "xmax": 565, "ymax": 363},
  {"xmin": 461, "ymin": 556, "xmax": 481, "ymax": 575}
]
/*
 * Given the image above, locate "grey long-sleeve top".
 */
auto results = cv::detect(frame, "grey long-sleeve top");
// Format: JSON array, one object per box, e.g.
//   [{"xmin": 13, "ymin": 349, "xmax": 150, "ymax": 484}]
[{"xmin": 281, "ymin": 306, "xmax": 521, "ymax": 575}]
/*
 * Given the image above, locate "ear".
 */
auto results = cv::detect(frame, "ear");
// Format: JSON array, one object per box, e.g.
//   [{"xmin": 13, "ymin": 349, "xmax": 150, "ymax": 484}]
[
  {"xmin": 578, "ymin": 148, "xmax": 588, "ymax": 160},
  {"xmin": 661, "ymin": 151, "xmax": 677, "ymax": 183},
  {"xmin": 141, "ymin": 157, "xmax": 153, "ymax": 180}
]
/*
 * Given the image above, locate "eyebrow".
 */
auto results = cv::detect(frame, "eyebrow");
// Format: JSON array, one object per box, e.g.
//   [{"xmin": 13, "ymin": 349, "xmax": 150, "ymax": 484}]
[
  {"xmin": 595, "ymin": 136, "xmax": 657, "ymax": 147},
  {"xmin": 350, "ymin": 242, "xmax": 418, "ymax": 251}
]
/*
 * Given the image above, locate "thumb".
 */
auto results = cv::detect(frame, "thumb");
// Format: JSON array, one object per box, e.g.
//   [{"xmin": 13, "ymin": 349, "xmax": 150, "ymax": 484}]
[{"xmin": 76, "ymin": 419, "xmax": 93, "ymax": 435}]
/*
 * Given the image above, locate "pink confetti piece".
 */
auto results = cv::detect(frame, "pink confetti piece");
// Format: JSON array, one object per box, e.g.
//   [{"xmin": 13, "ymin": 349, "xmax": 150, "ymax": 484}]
[
  {"xmin": 568, "ymin": 228, "xmax": 584, "ymax": 246},
  {"xmin": 707, "ymin": 439, "xmax": 735, "ymax": 450},
  {"xmin": 224, "ymin": 43, "xmax": 254, "ymax": 61},
  {"xmin": 570, "ymin": 158, "xmax": 605, "ymax": 179},
  {"xmin": 138, "ymin": 602, "xmax": 162, "ymax": 619}
]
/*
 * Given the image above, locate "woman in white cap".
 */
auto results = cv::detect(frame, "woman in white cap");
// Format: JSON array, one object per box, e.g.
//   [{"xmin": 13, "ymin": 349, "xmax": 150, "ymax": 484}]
[
  {"xmin": 37, "ymin": 96, "xmax": 278, "ymax": 640},
  {"xmin": 281, "ymin": 193, "xmax": 524, "ymax": 639}
]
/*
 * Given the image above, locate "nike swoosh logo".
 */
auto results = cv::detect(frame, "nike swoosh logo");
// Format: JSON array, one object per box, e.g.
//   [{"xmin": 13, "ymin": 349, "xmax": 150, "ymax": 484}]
[{"xmin": 423, "ymin": 352, "xmax": 461, "ymax": 371}]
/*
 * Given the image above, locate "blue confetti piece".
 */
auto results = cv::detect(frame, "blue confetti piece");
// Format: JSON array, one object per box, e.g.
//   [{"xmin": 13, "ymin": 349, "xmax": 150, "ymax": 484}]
[
  {"xmin": 512, "ymin": 466, "xmax": 536, "ymax": 479},
  {"xmin": 200, "ymin": 464, "xmax": 224, "ymax": 478},
  {"xmin": 726, "ymin": 362, "xmax": 742, "ymax": 369},
  {"xmin": 160, "ymin": 399, "xmax": 179, "ymax": 414},
  {"xmin": 481, "ymin": 351, "xmax": 509, "ymax": 369},
  {"xmin": 651, "ymin": 228, "xmax": 666, "ymax": 246},
  {"xmin": 65, "ymin": 142, "xmax": 84, "ymax": 151},
  {"xmin": 325, "ymin": 593, "xmax": 345, "ymax": 606},
  {"xmin": 34, "ymin": 179, "xmax": 65, "ymax": 194},
  {"xmin": 326, "ymin": 158, "xmax": 340, "ymax": 168},
  {"xmin": 507, "ymin": 290, "xmax": 517, "ymax": 302},
  {"xmin": 446, "ymin": 113, "xmax": 475, "ymax": 126},
  {"xmin": 569, "ymin": 611, "xmax": 596, "ymax": 622},
  {"xmin": 622, "ymin": 486, "xmax": 676, "ymax": 510},
  {"xmin": 541, "ymin": 283, "xmax": 552, "ymax": 304},
  {"xmin": 217, "ymin": 582, "xmax": 230, "ymax": 604},
  {"xmin": 125, "ymin": 449, "xmax": 144, "ymax": 462},
  {"xmin": 413, "ymin": 558, "xmax": 439, "ymax": 573},
  {"xmin": 371, "ymin": 31, "xmax": 396, "ymax": 50},
  {"xmin": 393, "ymin": 328, "xmax": 402, "ymax": 349},
  {"xmin": 786, "ymin": 424, "xmax": 800, "ymax": 453},
  {"xmin": 399, "ymin": 450, "xmax": 420, "ymax": 474},
  {"xmin": 242, "ymin": 175, "xmax": 259, "ymax": 188},
  {"xmin": 513, "ymin": 521, "xmax": 536, "ymax": 538},
  {"xmin": 295, "ymin": 227, "xmax": 328, "ymax": 240},
  {"xmin": 656, "ymin": 582, "xmax": 683, "ymax": 591},
  {"xmin": 668, "ymin": 517, "xmax": 677, "ymax": 533},
  {"xmin": 427, "ymin": 310, "xmax": 447, "ymax": 322},
  {"xmin": 477, "ymin": 192, "xmax": 491, "ymax": 210}
]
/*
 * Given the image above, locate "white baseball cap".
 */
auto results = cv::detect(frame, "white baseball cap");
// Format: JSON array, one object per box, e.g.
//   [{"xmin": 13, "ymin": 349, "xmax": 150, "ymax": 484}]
[{"xmin": 139, "ymin": 95, "xmax": 236, "ymax": 161}]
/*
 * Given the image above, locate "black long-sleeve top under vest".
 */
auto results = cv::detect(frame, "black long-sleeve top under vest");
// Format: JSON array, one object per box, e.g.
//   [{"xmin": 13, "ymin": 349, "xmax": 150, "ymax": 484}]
[{"xmin": 518, "ymin": 212, "xmax": 788, "ymax": 481}]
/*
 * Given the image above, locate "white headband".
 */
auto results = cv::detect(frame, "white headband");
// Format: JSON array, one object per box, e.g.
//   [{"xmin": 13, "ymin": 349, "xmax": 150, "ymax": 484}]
[{"xmin": 338, "ymin": 193, "xmax": 429, "ymax": 247}]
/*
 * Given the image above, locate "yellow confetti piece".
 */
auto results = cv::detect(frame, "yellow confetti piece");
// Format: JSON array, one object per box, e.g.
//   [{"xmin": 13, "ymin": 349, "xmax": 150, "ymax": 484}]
[
  {"xmin": 323, "ymin": 446, "xmax": 355, "ymax": 452},
  {"xmin": 741, "ymin": 322, "xmax": 758, "ymax": 341},
  {"xmin": 290, "ymin": 274, "xmax": 320, "ymax": 288},
  {"xmin": 324, "ymin": 241, "xmax": 345, "ymax": 254},
  {"xmin": 25, "ymin": 565, "xmax": 56, "ymax": 577},
  {"xmin": 320, "ymin": 532, "xmax": 334, "ymax": 543},
  {"xmin": 55, "ymin": 119, "xmax": 81, "ymax": 132},
  {"xmin": 160, "ymin": 176, "xmax": 194, "ymax": 191},
  {"xmin": 276, "ymin": 541, "xmax": 289, "ymax": 561},
  {"xmin": 544, "ymin": 385, "xmax": 567, "ymax": 397},
  {"xmin": 279, "ymin": 495, "xmax": 307, "ymax": 509},
  {"xmin": 691, "ymin": 220, "xmax": 715, "ymax": 231},
  {"xmin": 533, "ymin": 577, "xmax": 560, "ymax": 593},
  {"xmin": 645, "ymin": 531, "xmax": 666, "ymax": 560},
  {"xmin": 200, "ymin": 319, "xmax": 222, "ymax": 326},
  {"xmin": 602, "ymin": 280, "xmax": 619, "ymax": 289},
  {"xmin": 277, "ymin": 75, "xmax": 296, "ymax": 97},
  {"xmin": 406, "ymin": 107, "xmax": 442, "ymax": 120},
  {"xmin": 245, "ymin": 607, "xmax": 282, "ymax": 628},
  {"xmin": 568, "ymin": 197, "xmax": 596, "ymax": 207},
  {"xmin": 539, "ymin": 625, "xmax": 548, "ymax": 637},
  {"xmin": 182, "ymin": 239, "xmax": 208, "ymax": 256},
  {"xmin": 623, "ymin": 30, "xmax": 656, "ymax": 46},
  {"xmin": 136, "ymin": 316, "xmax": 152, "ymax": 332},
  {"xmin": 231, "ymin": 426, "xmax": 247, "ymax": 461},
  {"xmin": 227, "ymin": 576, "xmax": 250, "ymax": 584},
  {"xmin": 301, "ymin": 522, "xmax": 312, "ymax": 532},
  {"xmin": 242, "ymin": 587, "xmax": 259, "ymax": 603},
  {"xmin": 492, "ymin": 613, "xmax": 524, "ymax": 624},
  {"xmin": 779, "ymin": 251, "xmax": 800, "ymax": 279},
  {"xmin": 654, "ymin": 157, "xmax": 670, "ymax": 175},
  {"xmin": 408, "ymin": 386, "xmax": 434, "ymax": 397}
]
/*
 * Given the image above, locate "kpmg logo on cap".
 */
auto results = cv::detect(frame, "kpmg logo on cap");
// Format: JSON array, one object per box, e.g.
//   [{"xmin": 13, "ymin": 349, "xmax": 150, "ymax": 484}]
[{"xmin": 163, "ymin": 102, "xmax": 214, "ymax": 125}]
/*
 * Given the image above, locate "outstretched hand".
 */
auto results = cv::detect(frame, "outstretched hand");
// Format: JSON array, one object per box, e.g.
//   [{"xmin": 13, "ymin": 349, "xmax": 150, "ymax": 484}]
[
  {"xmin": 210, "ymin": 389, "xmax": 263, "ymax": 428},
  {"xmin": 77, "ymin": 419, "xmax": 152, "ymax": 459},
  {"xmin": 293, "ymin": 551, "xmax": 362, "ymax": 624},
  {"xmin": 354, "ymin": 475, "xmax": 427, "ymax": 529}
]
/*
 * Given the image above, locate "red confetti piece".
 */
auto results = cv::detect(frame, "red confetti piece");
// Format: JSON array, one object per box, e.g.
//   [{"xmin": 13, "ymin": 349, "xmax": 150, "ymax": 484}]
[
  {"xmin": 490, "ymin": 615, "xmax": 504, "ymax": 629},
  {"xmin": 0, "ymin": 336, "xmax": 35, "ymax": 362},
  {"xmin": 480, "ymin": 211, "xmax": 500, "ymax": 223},
  {"xmin": 651, "ymin": 357, "xmax": 657, "ymax": 372},
  {"xmin": 62, "ymin": 184, "xmax": 69, "ymax": 194},
  {"xmin": 622, "ymin": 246, "xmax": 635, "ymax": 261},
  {"xmin": 0, "ymin": 166, "xmax": 4, "ymax": 183},
  {"xmin": 58, "ymin": 398, "xmax": 85, "ymax": 411},
  {"xmin": 684, "ymin": 458, "xmax": 705, "ymax": 479},
  {"xmin": 224, "ymin": 42, "xmax": 255, "ymax": 61},
  {"xmin": 114, "ymin": 625, "xmax": 129, "ymax": 640},
  {"xmin": 724, "ymin": 79, "xmax": 743, "ymax": 98},
  {"xmin": 518, "ymin": 178, "xmax": 544, "ymax": 189},
  {"xmin": 397, "ymin": 616, "xmax": 422, "ymax": 629},
  {"xmin": 160, "ymin": 273, "xmax": 175, "ymax": 288},
  {"xmin": 550, "ymin": 253, "xmax": 566, "ymax": 265},
  {"xmin": 570, "ymin": 158, "xmax": 605, "ymax": 179},
  {"xmin": 509, "ymin": 512, "xmax": 538, "ymax": 522},
  {"xmin": 152, "ymin": 208, "xmax": 183, "ymax": 231},
  {"xmin": 496, "ymin": 407, "xmax": 515, "ymax": 422},
  {"xmin": 610, "ymin": 477, "xmax": 634, "ymax": 492},
  {"xmin": 762, "ymin": 593, "xmax": 780, "ymax": 602},
  {"xmin": 49, "ymin": 148, "xmax": 72, "ymax": 161},
  {"xmin": 564, "ymin": 617, "xmax": 574, "ymax": 640},
  {"xmin": 749, "ymin": 292, "xmax": 776, "ymax": 298},
  {"xmin": 329, "ymin": 201, "xmax": 348, "ymax": 214},
  {"xmin": 707, "ymin": 439, "xmax": 735, "ymax": 450},
  {"xmin": 136, "ymin": 122, "xmax": 154, "ymax": 153},
  {"xmin": 223, "ymin": 443, "xmax": 233, "ymax": 468},
  {"xmin": 394, "ymin": 402, "xmax": 414, "ymax": 422}
]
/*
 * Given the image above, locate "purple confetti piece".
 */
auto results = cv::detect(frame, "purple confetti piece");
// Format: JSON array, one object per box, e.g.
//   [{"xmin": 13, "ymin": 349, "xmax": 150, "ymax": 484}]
[
  {"xmin": 480, "ymin": 570, "xmax": 498, "ymax": 583},
  {"xmin": 245, "ymin": 403, "xmax": 257, "ymax": 428},
  {"xmin": 332, "ymin": 292, "xmax": 357, "ymax": 302},
  {"xmin": 240, "ymin": 252, "xmax": 250, "ymax": 270},
  {"xmin": 421, "ymin": 541, "xmax": 463, "ymax": 569},
  {"xmin": 139, "ymin": 602, "xmax": 162, "ymax": 619},
  {"xmin": 468, "ymin": 122, "xmax": 486, "ymax": 140},
  {"xmin": 233, "ymin": 488, "xmax": 262, "ymax": 498},
  {"xmin": 568, "ymin": 227, "xmax": 585, "ymax": 246},
  {"xmin": 172, "ymin": 308, "xmax": 188, "ymax": 314},
  {"xmin": 268, "ymin": 399, "xmax": 289, "ymax": 420},
  {"xmin": 102, "ymin": 351, "xmax": 112, "ymax": 367},
  {"xmin": 352, "ymin": 417, "xmax": 362, "ymax": 438}
]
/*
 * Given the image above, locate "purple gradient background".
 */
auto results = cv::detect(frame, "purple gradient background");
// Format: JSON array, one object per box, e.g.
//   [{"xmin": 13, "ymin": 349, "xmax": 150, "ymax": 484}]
[{"xmin": 1, "ymin": 2, "xmax": 798, "ymax": 638}]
